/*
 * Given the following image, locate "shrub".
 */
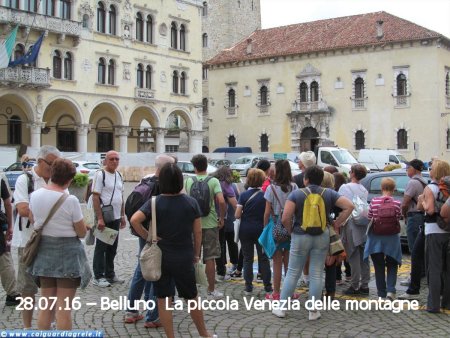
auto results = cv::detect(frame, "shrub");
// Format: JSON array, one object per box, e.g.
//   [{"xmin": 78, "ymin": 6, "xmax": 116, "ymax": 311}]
[
  {"xmin": 383, "ymin": 164, "xmax": 402, "ymax": 172},
  {"xmin": 72, "ymin": 173, "xmax": 89, "ymax": 187},
  {"xmin": 231, "ymin": 170, "xmax": 242, "ymax": 183}
]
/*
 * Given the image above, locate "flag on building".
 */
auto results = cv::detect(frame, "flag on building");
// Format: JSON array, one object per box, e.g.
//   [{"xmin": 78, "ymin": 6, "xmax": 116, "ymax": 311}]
[
  {"xmin": 0, "ymin": 25, "xmax": 19, "ymax": 68},
  {"xmin": 9, "ymin": 32, "xmax": 45, "ymax": 67}
]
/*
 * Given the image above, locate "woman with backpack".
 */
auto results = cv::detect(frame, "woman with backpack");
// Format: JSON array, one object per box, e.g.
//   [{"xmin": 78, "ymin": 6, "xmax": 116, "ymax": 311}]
[
  {"xmin": 419, "ymin": 159, "xmax": 450, "ymax": 313},
  {"xmin": 263, "ymin": 160, "xmax": 298, "ymax": 300},
  {"xmin": 364, "ymin": 178, "xmax": 402, "ymax": 300}
]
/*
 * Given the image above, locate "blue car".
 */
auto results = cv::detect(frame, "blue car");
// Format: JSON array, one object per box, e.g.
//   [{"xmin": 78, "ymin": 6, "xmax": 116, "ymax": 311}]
[{"xmin": 2, "ymin": 162, "xmax": 35, "ymax": 191}]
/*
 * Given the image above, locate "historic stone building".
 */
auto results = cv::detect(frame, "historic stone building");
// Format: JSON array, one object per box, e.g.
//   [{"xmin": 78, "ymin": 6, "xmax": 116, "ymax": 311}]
[
  {"xmin": 0, "ymin": 0, "xmax": 204, "ymax": 154},
  {"xmin": 201, "ymin": 0, "xmax": 261, "ymax": 151},
  {"xmin": 207, "ymin": 12, "xmax": 450, "ymax": 160}
]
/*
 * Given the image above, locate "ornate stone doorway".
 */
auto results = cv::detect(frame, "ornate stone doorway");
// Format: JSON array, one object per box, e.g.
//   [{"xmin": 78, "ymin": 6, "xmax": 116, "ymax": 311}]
[{"xmin": 300, "ymin": 127, "xmax": 319, "ymax": 152}]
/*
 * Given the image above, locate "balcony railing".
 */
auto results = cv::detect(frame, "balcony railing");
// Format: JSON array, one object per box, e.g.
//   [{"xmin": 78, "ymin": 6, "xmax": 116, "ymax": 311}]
[
  {"xmin": 259, "ymin": 105, "xmax": 269, "ymax": 114},
  {"xmin": 393, "ymin": 95, "xmax": 410, "ymax": 108},
  {"xmin": 227, "ymin": 107, "xmax": 237, "ymax": 116},
  {"xmin": 0, "ymin": 66, "xmax": 50, "ymax": 88},
  {"xmin": 291, "ymin": 99, "xmax": 329, "ymax": 113},
  {"xmin": 351, "ymin": 97, "xmax": 367, "ymax": 110},
  {"xmin": 135, "ymin": 88, "xmax": 155, "ymax": 100},
  {"xmin": 0, "ymin": 7, "xmax": 82, "ymax": 37}
]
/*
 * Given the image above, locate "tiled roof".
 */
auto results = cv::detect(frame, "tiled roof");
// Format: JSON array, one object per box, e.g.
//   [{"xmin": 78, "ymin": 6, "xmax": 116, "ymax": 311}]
[{"xmin": 207, "ymin": 11, "xmax": 444, "ymax": 65}]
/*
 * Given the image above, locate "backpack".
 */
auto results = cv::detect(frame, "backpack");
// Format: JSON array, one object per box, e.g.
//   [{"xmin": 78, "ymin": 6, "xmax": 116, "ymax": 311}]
[
  {"xmin": 125, "ymin": 176, "xmax": 157, "ymax": 236},
  {"xmin": 300, "ymin": 187, "xmax": 327, "ymax": 235},
  {"xmin": 431, "ymin": 177, "xmax": 450, "ymax": 232},
  {"xmin": 186, "ymin": 176, "xmax": 213, "ymax": 217},
  {"xmin": 372, "ymin": 197, "xmax": 400, "ymax": 235},
  {"xmin": 351, "ymin": 191, "xmax": 370, "ymax": 226}
]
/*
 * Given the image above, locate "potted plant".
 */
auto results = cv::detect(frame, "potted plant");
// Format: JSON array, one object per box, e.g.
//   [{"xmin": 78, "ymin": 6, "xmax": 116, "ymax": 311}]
[{"xmin": 69, "ymin": 173, "xmax": 90, "ymax": 203}]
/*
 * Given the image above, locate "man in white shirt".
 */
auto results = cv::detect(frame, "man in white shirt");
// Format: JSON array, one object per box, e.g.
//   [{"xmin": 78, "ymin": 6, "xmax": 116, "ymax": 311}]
[
  {"xmin": 92, "ymin": 150, "xmax": 126, "ymax": 287},
  {"xmin": 12, "ymin": 145, "xmax": 61, "ymax": 329}
]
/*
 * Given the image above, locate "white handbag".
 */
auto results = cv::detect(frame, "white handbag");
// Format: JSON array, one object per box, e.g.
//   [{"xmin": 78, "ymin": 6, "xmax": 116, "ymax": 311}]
[{"xmin": 140, "ymin": 197, "xmax": 162, "ymax": 281}]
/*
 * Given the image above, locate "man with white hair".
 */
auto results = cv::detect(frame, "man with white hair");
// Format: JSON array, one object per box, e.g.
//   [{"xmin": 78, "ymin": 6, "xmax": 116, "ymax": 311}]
[
  {"xmin": 12, "ymin": 145, "xmax": 61, "ymax": 329},
  {"xmin": 293, "ymin": 151, "xmax": 316, "ymax": 188},
  {"xmin": 124, "ymin": 154, "xmax": 175, "ymax": 328}
]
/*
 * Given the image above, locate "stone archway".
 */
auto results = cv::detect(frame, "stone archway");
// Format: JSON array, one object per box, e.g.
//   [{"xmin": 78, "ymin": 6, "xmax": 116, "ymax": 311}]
[
  {"xmin": 300, "ymin": 127, "xmax": 319, "ymax": 152},
  {"xmin": 128, "ymin": 106, "xmax": 159, "ymax": 153}
]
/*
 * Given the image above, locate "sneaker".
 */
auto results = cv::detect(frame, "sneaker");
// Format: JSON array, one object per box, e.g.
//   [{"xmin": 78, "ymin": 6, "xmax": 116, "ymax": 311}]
[
  {"xmin": 124, "ymin": 312, "xmax": 144, "ymax": 324},
  {"xmin": 244, "ymin": 287, "xmax": 253, "ymax": 296},
  {"xmin": 144, "ymin": 321, "xmax": 162, "ymax": 328},
  {"xmin": 309, "ymin": 311, "xmax": 321, "ymax": 321},
  {"xmin": 229, "ymin": 270, "xmax": 243, "ymax": 280},
  {"xmin": 265, "ymin": 292, "xmax": 280, "ymax": 301},
  {"xmin": 398, "ymin": 292, "xmax": 419, "ymax": 300},
  {"xmin": 92, "ymin": 278, "xmax": 111, "ymax": 287},
  {"xmin": 400, "ymin": 278, "xmax": 411, "ymax": 287},
  {"xmin": 107, "ymin": 276, "xmax": 125, "ymax": 284},
  {"xmin": 207, "ymin": 290, "xmax": 224, "ymax": 299},
  {"xmin": 227, "ymin": 264, "xmax": 237, "ymax": 274},
  {"xmin": 272, "ymin": 308, "xmax": 285, "ymax": 318},
  {"xmin": 216, "ymin": 275, "xmax": 226, "ymax": 282},
  {"xmin": 5, "ymin": 294, "xmax": 21, "ymax": 306},
  {"xmin": 359, "ymin": 287, "xmax": 370, "ymax": 295},
  {"xmin": 256, "ymin": 273, "xmax": 262, "ymax": 282},
  {"xmin": 344, "ymin": 286, "xmax": 360, "ymax": 295},
  {"xmin": 386, "ymin": 292, "xmax": 396, "ymax": 301}
]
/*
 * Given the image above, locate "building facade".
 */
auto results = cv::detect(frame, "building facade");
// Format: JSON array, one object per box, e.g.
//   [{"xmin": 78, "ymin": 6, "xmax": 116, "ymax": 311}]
[
  {"xmin": 0, "ymin": 0, "xmax": 204, "ymax": 154},
  {"xmin": 207, "ymin": 12, "xmax": 450, "ymax": 160},
  {"xmin": 201, "ymin": 0, "xmax": 261, "ymax": 151}
]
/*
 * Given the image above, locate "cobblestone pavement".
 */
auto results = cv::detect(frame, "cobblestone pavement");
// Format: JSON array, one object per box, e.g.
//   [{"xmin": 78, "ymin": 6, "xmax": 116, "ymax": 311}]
[{"xmin": 1, "ymin": 183, "xmax": 449, "ymax": 337}]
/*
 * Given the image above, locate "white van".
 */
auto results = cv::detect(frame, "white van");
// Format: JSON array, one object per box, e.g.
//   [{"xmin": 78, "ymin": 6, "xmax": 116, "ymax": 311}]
[
  {"xmin": 316, "ymin": 147, "xmax": 359, "ymax": 175},
  {"xmin": 358, "ymin": 149, "xmax": 408, "ymax": 171}
]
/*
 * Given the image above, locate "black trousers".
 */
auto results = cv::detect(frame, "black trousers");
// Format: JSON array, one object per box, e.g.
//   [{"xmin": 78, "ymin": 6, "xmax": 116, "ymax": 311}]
[
  {"xmin": 93, "ymin": 219, "xmax": 120, "ymax": 279},
  {"xmin": 407, "ymin": 228, "xmax": 425, "ymax": 294}
]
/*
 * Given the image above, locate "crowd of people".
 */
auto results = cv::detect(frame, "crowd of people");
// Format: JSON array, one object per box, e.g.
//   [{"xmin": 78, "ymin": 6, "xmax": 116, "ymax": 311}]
[{"xmin": 0, "ymin": 146, "xmax": 449, "ymax": 336}]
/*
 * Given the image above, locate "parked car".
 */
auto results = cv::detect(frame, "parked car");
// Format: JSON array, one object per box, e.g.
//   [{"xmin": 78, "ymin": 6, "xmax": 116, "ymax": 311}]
[
  {"xmin": 2, "ymin": 161, "xmax": 36, "ymax": 191},
  {"xmin": 230, "ymin": 155, "xmax": 270, "ymax": 176},
  {"xmin": 360, "ymin": 170, "xmax": 430, "ymax": 251},
  {"xmin": 176, "ymin": 161, "xmax": 217, "ymax": 177},
  {"xmin": 72, "ymin": 161, "xmax": 102, "ymax": 179},
  {"xmin": 209, "ymin": 159, "xmax": 232, "ymax": 168}
]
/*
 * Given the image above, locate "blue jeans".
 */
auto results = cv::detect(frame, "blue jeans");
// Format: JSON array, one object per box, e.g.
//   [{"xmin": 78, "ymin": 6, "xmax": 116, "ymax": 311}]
[
  {"xmin": 370, "ymin": 253, "xmax": 398, "ymax": 297},
  {"xmin": 280, "ymin": 230, "xmax": 329, "ymax": 307},
  {"xmin": 127, "ymin": 237, "xmax": 158, "ymax": 322},
  {"xmin": 406, "ymin": 213, "xmax": 424, "ymax": 253}
]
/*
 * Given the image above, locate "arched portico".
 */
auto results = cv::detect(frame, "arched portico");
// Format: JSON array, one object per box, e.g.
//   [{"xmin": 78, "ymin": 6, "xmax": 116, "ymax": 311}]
[
  {"xmin": 128, "ymin": 105, "xmax": 160, "ymax": 153},
  {"xmin": 89, "ymin": 101, "xmax": 124, "ymax": 153}
]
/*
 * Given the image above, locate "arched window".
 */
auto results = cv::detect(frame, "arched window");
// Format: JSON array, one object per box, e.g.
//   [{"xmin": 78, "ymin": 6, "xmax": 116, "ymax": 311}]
[
  {"xmin": 172, "ymin": 71, "xmax": 179, "ymax": 93},
  {"xmin": 310, "ymin": 81, "xmax": 319, "ymax": 102},
  {"xmin": 24, "ymin": 0, "xmax": 38, "ymax": 12},
  {"xmin": 180, "ymin": 72, "xmax": 186, "ymax": 94},
  {"xmin": 43, "ymin": 0, "xmax": 55, "ymax": 16},
  {"xmin": 171, "ymin": 22, "xmax": 177, "ymax": 49},
  {"xmin": 137, "ymin": 64, "xmax": 144, "ymax": 88},
  {"xmin": 202, "ymin": 33, "xmax": 208, "ymax": 48},
  {"xmin": 97, "ymin": 2, "xmax": 106, "ymax": 33},
  {"xmin": 299, "ymin": 82, "xmax": 308, "ymax": 102},
  {"xmin": 228, "ymin": 89, "xmax": 236, "ymax": 108},
  {"xmin": 260, "ymin": 86, "xmax": 268, "ymax": 105},
  {"xmin": 260, "ymin": 134, "xmax": 269, "ymax": 152},
  {"xmin": 179, "ymin": 24, "xmax": 186, "ymax": 51},
  {"xmin": 61, "ymin": 0, "xmax": 71, "ymax": 19},
  {"xmin": 146, "ymin": 15, "xmax": 153, "ymax": 43},
  {"xmin": 136, "ymin": 12, "xmax": 144, "ymax": 41},
  {"xmin": 98, "ymin": 58, "xmax": 106, "ymax": 84},
  {"xmin": 82, "ymin": 14, "xmax": 89, "ymax": 28},
  {"xmin": 53, "ymin": 50, "xmax": 62, "ymax": 78},
  {"xmin": 108, "ymin": 59, "xmax": 115, "ymax": 85},
  {"xmin": 202, "ymin": 98, "xmax": 208, "ymax": 114},
  {"xmin": 63, "ymin": 52, "xmax": 72, "ymax": 80},
  {"xmin": 446, "ymin": 72, "xmax": 449, "ymax": 97},
  {"xmin": 397, "ymin": 129, "xmax": 408, "ymax": 149},
  {"xmin": 202, "ymin": 2, "xmax": 208, "ymax": 16},
  {"xmin": 109, "ymin": 5, "xmax": 116, "ymax": 35},
  {"xmin": 397, "ymin": 74, "xmax": 407, "ymax": 96},
  {"xmin": 355, "ymin": 77, "xmax": 364, "ymax": 98},
  {"xmin": 228, "ymin": 135, "xmax": 236, "ymax": 147},
  {"xmin": 355, "ymin": 130, "xmax": 365, "ymax": 150},
  {"xmin": 14, "ymin": 44, "xmax": 25, "ymax": 61},
  {"xmin": 145, "ymin": 65, "xmax": 152, "ymax": 89},
  {"xmin": 7, "ymin": 0, "xmax": 19, "ymax": 9},
  {"xmin": 8, "ymin": 115, "xmax": 22, "ymax": 145}
]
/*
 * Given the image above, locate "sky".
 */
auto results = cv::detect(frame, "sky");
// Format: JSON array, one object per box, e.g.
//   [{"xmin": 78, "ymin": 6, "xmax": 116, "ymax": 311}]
[{"xmin": 260, "ymin": 0, "xmax": 450, "ymax": 38}]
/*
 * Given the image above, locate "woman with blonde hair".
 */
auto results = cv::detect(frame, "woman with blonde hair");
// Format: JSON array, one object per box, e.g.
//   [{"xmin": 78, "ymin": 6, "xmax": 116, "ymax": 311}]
[{"xmin": 419, "ymin": 159, "xmax": 450, "ymax": 313}]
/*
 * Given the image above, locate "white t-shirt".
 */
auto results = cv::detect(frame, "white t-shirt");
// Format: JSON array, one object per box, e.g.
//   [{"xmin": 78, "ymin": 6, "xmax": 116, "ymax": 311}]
[
  {"xmin": 30, "ymin": 189, "xmax": 83, "ymax": 237},
  {"xmin": 425, "ymin": 183, "xmax": 449, "ymax": 235},
  {"xmin": 338, "ymin": 182, "xmax": 368, "ymax": 202},
  {"xmin": 92, "ymin": 169, "xmax": 124, "ymax": 220},
  {"xmin": 12, "ymin": 168, "xmax": 49, "ymax": 247}
]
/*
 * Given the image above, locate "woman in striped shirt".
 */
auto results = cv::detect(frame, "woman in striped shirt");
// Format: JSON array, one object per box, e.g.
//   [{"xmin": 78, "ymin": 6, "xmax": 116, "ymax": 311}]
[{"xmin": 364, "ymin": 178, "xmax": 402, "ymax": 300}]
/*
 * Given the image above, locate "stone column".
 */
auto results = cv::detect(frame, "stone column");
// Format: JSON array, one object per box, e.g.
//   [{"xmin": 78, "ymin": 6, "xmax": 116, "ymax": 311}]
[
  {"xmin": 155, "ymin": 128, "xmax": 167, "ymax": 154},
  {"xmin": 76, "ymin": 124, "xmax": 91, "ymax": 153},
  {"xmin": 115, "ymin": 126, "xmax": 132, "ymax": 153},
  {"xmin": 188, "ymin": 130, "xmax": 203, "ymax": 154},
  {"xmin": 27, "ymin": 121, "xmax": 44, "ymax": 149}
]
